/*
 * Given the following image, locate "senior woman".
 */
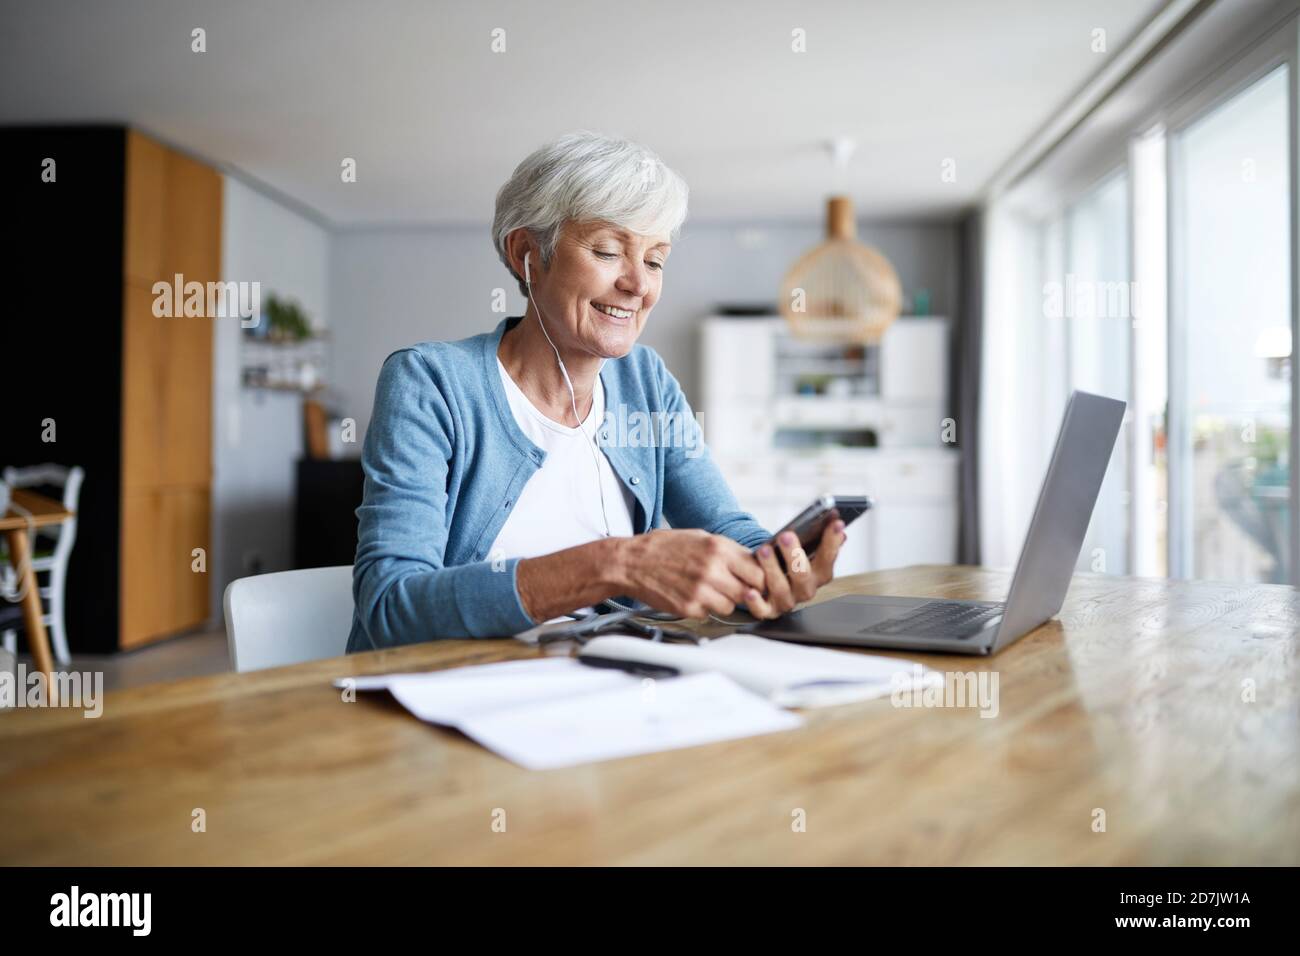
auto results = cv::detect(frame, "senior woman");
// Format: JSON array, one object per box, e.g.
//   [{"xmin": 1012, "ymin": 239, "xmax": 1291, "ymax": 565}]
[{"xmin": 346, "ymin": 131, "xmax": 847, "ymax": 651}]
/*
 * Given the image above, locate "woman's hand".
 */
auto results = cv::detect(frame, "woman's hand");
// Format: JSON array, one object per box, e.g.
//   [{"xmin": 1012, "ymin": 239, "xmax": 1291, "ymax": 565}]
[
  {"xmin": 617, "ymin": 529, "xmax": 768, "ymax": 620},
  {"xmin": 743, "ymin": 520, "xmax": 846, "ymax": 619}
]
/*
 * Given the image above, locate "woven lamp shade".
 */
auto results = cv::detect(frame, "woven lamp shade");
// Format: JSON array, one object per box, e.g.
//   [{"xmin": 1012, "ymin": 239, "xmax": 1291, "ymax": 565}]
[{"xmin": 778, "ymin": 196, "xmax": 902, "ymax": 344}]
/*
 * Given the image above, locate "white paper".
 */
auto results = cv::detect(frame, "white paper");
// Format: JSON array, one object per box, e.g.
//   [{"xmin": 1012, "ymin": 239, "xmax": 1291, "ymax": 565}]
[
  {"xmin": 335, "ymin": 658, "xmax": 802, "ymax": 770},
  {"xmin": 384, "ymin": 658, "xmax": 636, "ymax": 724},
  {"xmin": 333, "ymin": 657, "xmax": 626, "ymax": 698},
  {"xmin": 458, "ymin": 672, "xmax": 802, "ymax": 770},
  {"xmin": 579, "ymin": 634, "xmax": 942, "ymax": 708}
]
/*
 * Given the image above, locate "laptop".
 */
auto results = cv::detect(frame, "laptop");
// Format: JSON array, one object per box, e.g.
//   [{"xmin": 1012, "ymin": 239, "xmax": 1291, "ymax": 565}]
[{"xmin": 747, "ymin": 390, "xmax": 1126, "ymax": 656}]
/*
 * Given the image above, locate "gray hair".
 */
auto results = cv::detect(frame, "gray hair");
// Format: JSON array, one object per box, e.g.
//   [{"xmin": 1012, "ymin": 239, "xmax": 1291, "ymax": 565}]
[{"xmin": 492, "ymin": 130, "xmax": 689, "ymax": 297}]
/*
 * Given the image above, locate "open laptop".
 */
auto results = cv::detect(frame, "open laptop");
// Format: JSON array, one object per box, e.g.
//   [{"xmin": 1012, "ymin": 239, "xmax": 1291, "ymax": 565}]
[{"xmin": 747, "ymin": 390, "xmax": 1126, "ymax": 656}]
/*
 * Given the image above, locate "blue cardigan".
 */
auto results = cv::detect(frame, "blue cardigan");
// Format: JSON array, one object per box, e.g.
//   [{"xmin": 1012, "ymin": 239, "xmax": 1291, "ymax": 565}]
[{"xmin": 346, "ymin": 314, "xmax": 772, "ymax": 650}]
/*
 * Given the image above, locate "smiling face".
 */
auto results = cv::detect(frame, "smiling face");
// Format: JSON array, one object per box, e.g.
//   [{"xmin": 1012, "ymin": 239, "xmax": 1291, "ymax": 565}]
[{"xmin": 529, "ymin": 220, "xmax": 670, "ymax": 359}]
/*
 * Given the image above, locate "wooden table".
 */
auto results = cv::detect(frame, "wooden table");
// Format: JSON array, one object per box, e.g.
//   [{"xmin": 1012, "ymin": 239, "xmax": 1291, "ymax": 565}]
[
  {"xmin": 1, "ymin": 489, "xmax": 73, "ymax": 690},
  {"xmin": 1, "ymin": 565, "xmax": 1297, "ymax": 865}
]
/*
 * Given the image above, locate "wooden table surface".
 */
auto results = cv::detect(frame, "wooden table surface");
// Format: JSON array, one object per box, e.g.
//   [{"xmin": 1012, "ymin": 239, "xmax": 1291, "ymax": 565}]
[
  {"xmin": 0, "ymin": 489, "xmax": 73, "ymax": 533},
  {"xmin": 1, "ymin": 565, "xmax": 1297, "ymax": 865}
]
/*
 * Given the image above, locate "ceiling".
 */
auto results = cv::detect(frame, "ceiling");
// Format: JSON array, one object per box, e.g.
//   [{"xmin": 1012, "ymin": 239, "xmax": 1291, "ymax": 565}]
[{"xmin": 0, "ymin": 0, "xmax": 1170, "ymax": 227}]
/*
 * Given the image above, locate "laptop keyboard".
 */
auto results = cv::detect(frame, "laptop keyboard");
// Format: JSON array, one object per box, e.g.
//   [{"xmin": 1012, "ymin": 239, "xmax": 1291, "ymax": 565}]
[{"xmin": 861, "ymin": 602, "xmax": 1004, "ymax": 638}]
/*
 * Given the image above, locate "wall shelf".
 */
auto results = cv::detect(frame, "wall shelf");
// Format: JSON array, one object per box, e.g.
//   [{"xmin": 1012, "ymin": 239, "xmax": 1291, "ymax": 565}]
[{"xmin": 240, "ymin": 335, "xmax": 329, "ymax": 392}]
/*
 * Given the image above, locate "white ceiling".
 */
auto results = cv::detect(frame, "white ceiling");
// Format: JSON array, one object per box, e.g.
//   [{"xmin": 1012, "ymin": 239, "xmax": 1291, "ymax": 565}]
[{"xmin": 0, "ymin": 0, "xmax": 1170, "ymax": 227}]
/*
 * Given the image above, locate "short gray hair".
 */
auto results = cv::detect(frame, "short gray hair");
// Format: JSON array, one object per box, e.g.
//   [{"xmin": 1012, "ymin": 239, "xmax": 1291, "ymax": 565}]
[{"xmin": 492, "ymin": 130, "xmax": 689, "ymax": 297}]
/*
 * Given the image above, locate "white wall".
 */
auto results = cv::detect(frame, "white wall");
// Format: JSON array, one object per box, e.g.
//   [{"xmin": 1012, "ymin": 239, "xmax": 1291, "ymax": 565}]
[
  {"xmin": 213, "ymin": 177, "xmax": 330, "ymax": 618},
  {"xmin": 328, "ymin": 220, "xmax": 959, "ymax": 439}
]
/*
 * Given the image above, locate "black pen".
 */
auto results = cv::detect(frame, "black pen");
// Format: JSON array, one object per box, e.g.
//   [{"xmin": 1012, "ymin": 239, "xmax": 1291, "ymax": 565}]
[{"xmin": 577, "ymin": 655, "xmax": 680, "ymax": 679}]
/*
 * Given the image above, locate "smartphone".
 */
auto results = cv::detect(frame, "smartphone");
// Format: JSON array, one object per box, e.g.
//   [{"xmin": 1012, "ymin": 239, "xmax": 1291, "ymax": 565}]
[{"xmin": 759, "ymin": 494, "xmax": 872, "ymax": 569}]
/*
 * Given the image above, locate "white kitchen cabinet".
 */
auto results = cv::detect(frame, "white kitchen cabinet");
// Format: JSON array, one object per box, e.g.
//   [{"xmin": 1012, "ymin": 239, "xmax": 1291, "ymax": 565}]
[
  {"xmin": 700, "ymin": 314, "xmax": 960, "ymax": 572},
  {"xmin": 871, "ymin": 502, "xmax": 959, "ymax": 569},
  {"xmin": 880, "ymin": 317, "xmax": 948, "ymax": 403},
  {"xmin": 714, "ymin": 448, "xmax": 959, "ymax": 572},
  {"xmin": 701, "ymin": 317, "xmax": 776, "ymax": 403}
]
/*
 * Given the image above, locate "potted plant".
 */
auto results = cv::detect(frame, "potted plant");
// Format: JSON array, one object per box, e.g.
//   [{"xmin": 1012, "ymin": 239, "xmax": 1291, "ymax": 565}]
[{"xmin": 260, "ymin": 294, "xmax": 314, "ymax": 343}]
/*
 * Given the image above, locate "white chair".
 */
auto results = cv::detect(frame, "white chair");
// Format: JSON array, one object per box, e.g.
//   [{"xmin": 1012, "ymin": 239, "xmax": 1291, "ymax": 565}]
[
  {"xmin": 223, "ymin": 565, "xmax": 354, "ymax": 672},
  {"xmin": 2, "ymin": 464, "xmax": 85, "ymax": 666},
  {"xmin": 0, "ymin": 604, "xmax": 21, "ymax": 712}
]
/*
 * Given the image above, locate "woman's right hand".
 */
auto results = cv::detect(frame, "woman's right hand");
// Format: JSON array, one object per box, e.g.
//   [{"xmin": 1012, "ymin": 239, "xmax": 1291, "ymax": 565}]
[{"xmin": 615, "ymin": 529, "xmax": 767, "ymax": 620}]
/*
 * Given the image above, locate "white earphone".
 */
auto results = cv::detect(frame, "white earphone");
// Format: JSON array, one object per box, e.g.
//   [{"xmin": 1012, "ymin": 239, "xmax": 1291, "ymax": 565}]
[{"xmin": 523, "ymin": 250, "xmax": 612, "ymax": 538}]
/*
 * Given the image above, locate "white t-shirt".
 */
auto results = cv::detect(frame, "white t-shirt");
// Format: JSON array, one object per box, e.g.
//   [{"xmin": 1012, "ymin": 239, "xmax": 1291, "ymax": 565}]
[{"xmin": 488, "ymin": 358, "xmax": 636, "ymax": 571}]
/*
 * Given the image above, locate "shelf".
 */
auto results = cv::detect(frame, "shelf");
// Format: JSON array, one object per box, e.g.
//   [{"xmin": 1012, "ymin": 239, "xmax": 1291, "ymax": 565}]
[
  {"xmin": 772, "ymin": 395, "xmax": 883, "ymax": 428},
  {"xmin": 240, "ymin": 335, "xmax": 329, "ymax": 393},
  {"xmin": 242, "ymin": 382, "xmax": 323, "ymax": 394},
  {"xmin": 776, "ymin": 359, "xmax": 870, "ymax": 375},
  {"xmin": 240, "ymin": 337, "xmax": 328, "ymax": 352}
]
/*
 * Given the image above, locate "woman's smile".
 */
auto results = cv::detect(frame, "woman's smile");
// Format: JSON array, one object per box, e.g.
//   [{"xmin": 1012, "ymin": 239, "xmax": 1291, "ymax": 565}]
[{"xmin": 590, "ymin": 301, "xmax": 636, "ymax": 325}]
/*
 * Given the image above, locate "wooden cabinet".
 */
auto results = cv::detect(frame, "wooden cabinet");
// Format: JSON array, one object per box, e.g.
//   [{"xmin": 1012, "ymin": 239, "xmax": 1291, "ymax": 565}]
[
  {"xmin": 119, "ymin": 130, "xmax": 219, "ymax": 647},
  {"xmin": 120, "ymin": 487, "xmax": 211, "ymax": 648},
  {"xmin": 4, "ymin": 126, "xmax": 218, "ymax": 652}
]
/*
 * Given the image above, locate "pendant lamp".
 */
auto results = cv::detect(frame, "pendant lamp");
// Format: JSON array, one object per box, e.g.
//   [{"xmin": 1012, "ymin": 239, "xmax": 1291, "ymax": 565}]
[{"xmin": 778, "ymin": 139, "xmax": 902, "ymax": 343}]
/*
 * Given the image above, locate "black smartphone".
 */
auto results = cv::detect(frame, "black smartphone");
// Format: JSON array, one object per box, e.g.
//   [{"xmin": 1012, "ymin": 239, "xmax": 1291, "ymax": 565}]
[{"xmin": 759, "ymin": 494, "xmax": 872, "ymax": 569}]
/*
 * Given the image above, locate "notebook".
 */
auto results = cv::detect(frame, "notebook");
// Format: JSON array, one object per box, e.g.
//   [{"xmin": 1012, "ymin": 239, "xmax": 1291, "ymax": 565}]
[
  {"xmin": 334, "ymin": 658, "xmax": 802, "ymax": 770},
  {"xmin": 578, "ymin": 633, "xmax": 942, "ymax": 709}
]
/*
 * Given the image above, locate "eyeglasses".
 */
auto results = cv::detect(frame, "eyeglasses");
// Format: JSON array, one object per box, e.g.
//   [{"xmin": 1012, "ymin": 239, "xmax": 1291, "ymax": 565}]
[
  {"xmin": 592, "ymin": 615, "xmax": 705, "ymax": 646},
  {"xmin": 519, "ymin": 607, "xmax": 705, "ymax": 648}
]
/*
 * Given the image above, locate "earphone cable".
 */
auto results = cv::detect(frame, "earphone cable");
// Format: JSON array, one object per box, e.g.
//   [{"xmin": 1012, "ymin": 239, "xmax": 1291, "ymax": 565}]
[{"xmin": 525, "ymin": 252, "xmax": 612, "ymax": 538}]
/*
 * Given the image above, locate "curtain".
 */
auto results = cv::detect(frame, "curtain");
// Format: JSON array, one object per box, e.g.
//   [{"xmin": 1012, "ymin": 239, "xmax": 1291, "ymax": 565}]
[{"xmin": 955, "ymin": 210, "xmax": 983, "ymax": 564}]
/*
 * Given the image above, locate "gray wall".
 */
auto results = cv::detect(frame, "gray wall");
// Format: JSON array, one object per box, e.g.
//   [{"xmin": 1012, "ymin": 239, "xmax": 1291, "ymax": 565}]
[{"xmin": 328, "ymin": 219, "xmax": 959, "ymax": 437}]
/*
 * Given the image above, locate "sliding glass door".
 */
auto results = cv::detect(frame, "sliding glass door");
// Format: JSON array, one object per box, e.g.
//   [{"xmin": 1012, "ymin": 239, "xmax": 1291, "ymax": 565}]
[{"xmin": 1169, "ymin": 64, "xmax": 1292, "ymax": 584}]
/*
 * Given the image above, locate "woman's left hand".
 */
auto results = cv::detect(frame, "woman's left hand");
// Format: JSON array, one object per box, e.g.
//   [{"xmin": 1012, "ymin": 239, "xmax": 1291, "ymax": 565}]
[{"xmin": 743, "ymin": 520, "xmax": 846, "ymax": 619}]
